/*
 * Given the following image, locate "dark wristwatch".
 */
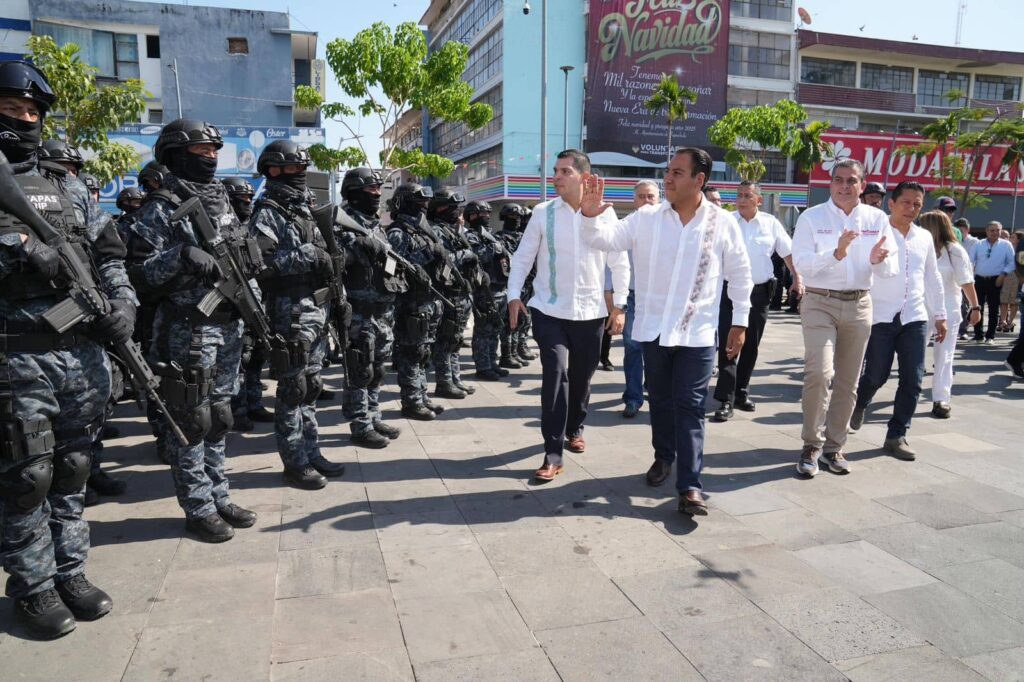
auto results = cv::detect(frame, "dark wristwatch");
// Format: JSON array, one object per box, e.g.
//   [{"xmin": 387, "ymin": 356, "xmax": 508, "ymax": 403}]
[{"xmin": 969, "ymin": 306, "xmax": 981, "ymax": 312}]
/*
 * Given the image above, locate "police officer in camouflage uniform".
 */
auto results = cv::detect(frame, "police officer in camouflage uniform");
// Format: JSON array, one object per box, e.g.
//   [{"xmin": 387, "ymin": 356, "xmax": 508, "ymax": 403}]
[
  {"xmin": 0, "ymin": 61, "xmax": 133, "ymax": 638},
  {"xmin": 427, "ymin": 191, "xmax": 479, "ymax": 399},
  {"xmin": 80, "ymin": 173, "xmax": 100, "ymax": 204},
  {"xmin": 128, "ymin": 118, "xmax": 258, "ymax": 542},
  {"xmin": 115, "ymin": 187, "xmax": 144, "ymax": 223},
  {"xmin": 250, "ymin": 141, "xmax": 345, "ymax": 490},
  {"xmin": 339, "ymin": 167, "xmax": 405, "ymax": 448},
  {"xmin": 465, "ymin": 201, "xmax": 514, "ymax": 380},
  {"xmin": 499, "ymin": 204, "xmax": 537, "ymax": 365},
  {"xmin": 387, "ymin": 183, "xmax": 450, "ymax": 420},
  {"xmin": 222, "ymin": 177, "xmax": 271, "ymax": 433}
]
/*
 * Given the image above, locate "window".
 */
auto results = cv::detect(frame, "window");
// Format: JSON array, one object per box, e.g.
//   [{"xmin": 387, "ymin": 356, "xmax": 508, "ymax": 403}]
[
  {"xmin": 36, "ymin": 22, "xmax": 140, "ymax": 81},
  {"xmin": 730, "ymin": 0, "xmax": 793, "ymax": 21},
  {"xmin": 917, "ymin": 70, "xmax": 969, "ymax": 107},
  {"xmin": 463, "ymin": 30, "xmax": 502, "ymax": 91},
  {"xmin": 149, "ymin": 109, "xmax": 163, "ymax": 124},
  {"xmin": 146, "ymin": 34, "xmax": 160, "ymax": 59},
  {"xmin": 432, "ymin": 0, "xmax": 501, "ymax": 50},
  {"xmin": 727, "ymin": 87, "xmax": 788, "ymax": 109},
  {"xmin": 294, "ymin": 59, "xmax": 311, "ymax": 87},
  {"xmin": 728, "ymin": 30, "xmax": 791, "ymax": 80},
  {"xmin": 445, "ymin": 146, "xmax": 503, "ymax": 186},
  {"xmin": 227, "ymin": 37, "xmax": 249, "ymax": 55},
  {"xmin": 800, "ymin": 57, "xmax": 855, "ymax": 87},
  {"xmin": 974, "ymin": 74, "xmax": 1022, "ymax": 101},
  {"xmin": 860, "ymin": 63, "xmax": 913, "ymax": 93}
]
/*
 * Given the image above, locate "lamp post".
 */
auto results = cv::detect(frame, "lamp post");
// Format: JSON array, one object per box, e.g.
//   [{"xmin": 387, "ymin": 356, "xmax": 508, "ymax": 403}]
[{"xmin": 560, "ymin": 65, "xmax": 574, "ymax": 149}]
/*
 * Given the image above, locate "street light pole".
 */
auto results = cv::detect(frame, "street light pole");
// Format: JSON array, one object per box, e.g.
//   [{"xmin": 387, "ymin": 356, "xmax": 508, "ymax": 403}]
[
  {"xmin": 560, "ymin": 65, "xmax": 574, "ymax": 150},
  {"xmin": 170, "ymin": 59, "xmax": 183, "ymax": 119}
]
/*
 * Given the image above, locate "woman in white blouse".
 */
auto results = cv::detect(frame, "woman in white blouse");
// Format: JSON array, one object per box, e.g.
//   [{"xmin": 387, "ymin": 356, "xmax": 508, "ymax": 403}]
[{"xmin": 921, "ymin": 210, "xmax": 982, "ymax": 418}]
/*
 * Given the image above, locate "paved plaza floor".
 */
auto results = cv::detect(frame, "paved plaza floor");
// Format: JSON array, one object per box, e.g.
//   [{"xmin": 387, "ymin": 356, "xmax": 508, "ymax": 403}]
[{"xmin": 2, "ymin": 312, "xmax": 1023, "ymax": 680}]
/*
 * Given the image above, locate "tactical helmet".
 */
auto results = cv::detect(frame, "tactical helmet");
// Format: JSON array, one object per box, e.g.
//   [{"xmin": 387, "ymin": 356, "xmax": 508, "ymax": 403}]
[
  {"xmin": 390, "ymin": 182, "xmax": 433, "ymax": 216},
  {"xmin": 80, "ymin": 173, "xmax": 101, "ymax": 193},
  {"xmin": 499, "ymin": 203, "xmax": 525, "ymax": 221},
  {"xmin": 153, "ymin": 118, "xmax": 223, "ymax": 165},
  {"xmin": 38, "ymin": 139, "xmax": 84, "ymax": 169},
  {"xmin": 0, "ymin": 60, "xmax": 56, "ymax": 115},
  {"xmin": 116, "ymin": 187, "xmax": 145, "ymax": 212},
  {"xmin": 256, "ymin": 140, "xmax": 310, "ymax": 176},
  {"xmin": 861, "ymin": 181, "xmax": 886, "ymax": 198},
  {"xmin": 341, "ymin": 167, "xmax": 383, "ymax": 197},
  {"xmin": 463, "ymin": 200, "xmax": 492, "ymax": 221},
  {"xmin": 138, "ymin": 160, "xmax": 168, "ymax": 189},
  {"xmin": 221, "ymin": 176, "xmax": 255, "ymax": 197}
]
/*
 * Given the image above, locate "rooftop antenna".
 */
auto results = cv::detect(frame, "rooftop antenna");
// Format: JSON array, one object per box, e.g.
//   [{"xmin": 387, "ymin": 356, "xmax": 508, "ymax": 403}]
[{"xmin": 954, "ymin": 0, "xmax": 968, "ymax": 46}]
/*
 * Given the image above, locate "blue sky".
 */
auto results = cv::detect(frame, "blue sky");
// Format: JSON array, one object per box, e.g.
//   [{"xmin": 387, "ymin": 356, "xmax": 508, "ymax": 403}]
[{"xmin": 160, "ymin": 0, "xmax": 1022, "ymax": 163}]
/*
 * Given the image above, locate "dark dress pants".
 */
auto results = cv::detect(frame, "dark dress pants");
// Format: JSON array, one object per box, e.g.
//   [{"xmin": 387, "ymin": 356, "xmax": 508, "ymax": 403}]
[
  {"xmin": 530, "ymin": 308, "xmax": 604, "ymax": 465},
  {"xmin": 974, "ymin": 275, "xmax": 1001, "ymax": 340},
  {"xmin": 643, "ymin": 340, "xmax": 716, "ymax": 493},
  {"xmin": 714, "ymin": 281, "xmax": 772, "ymax": 405}
]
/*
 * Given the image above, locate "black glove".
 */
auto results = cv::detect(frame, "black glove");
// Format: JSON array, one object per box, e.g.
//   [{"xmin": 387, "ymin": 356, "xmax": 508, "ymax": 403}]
[
  {"xmin": 355, "ymin": 236, "xmax": 386, "ymax": 260},
  {"xmin": 90, "ymin": 299, "xmax": 136, "ymax": 345},
  {"xmin": 314, "ymin": 247, "xmax": 335, "ymax": 278},
  {"xmin": 410, "ymin": 264, "xmax": 432, "ymax": 288},
  {"xmin": 182, "ymin": 246, "xmax": 220, "ymax": 280},
  {"xmin": 430, "ymin": 242, "xmax": 446, "ymax": 259},
  {"xmin": 23, "ymin": 235, "xmax": 60, "ymax": 280}
]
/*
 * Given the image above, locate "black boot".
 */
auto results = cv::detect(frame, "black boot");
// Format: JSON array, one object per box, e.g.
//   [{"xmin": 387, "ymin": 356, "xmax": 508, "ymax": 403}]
[
  {"xmin": 15, "ymin": 588, "xmax": 75, "ymax": 639},
  {"xmin": 317, "ymin": 388, "xmax": 337, "ymax": 401},
  {"xmin": 88, "ymin": 469, "xmax": 127, "ymax": 496},
  {"xmin": 156, "ymin": 441, "xmax": 172, "ymax": 465},
  {"xmin": 232, "ymin": 412, "xmax": 254, "ymax": 432},
  {"xmin": 401, "ymin": 404, "xmax": 436, "ymax": 421},
  {"xmin": 310, "ymin": 456, "xmax": 346, "ymax": 478},
  {"xmin": 454, "ymin": 381, "xmax": 476, "ymax": 395},
  {"xmin": 100, "ymin": 425, "xmax": 121, "ymax": 440},
  {"xmin": 435, "ymin": 383, "xmax": 467, "ymax": 399},
  {"xmin": 55, "ymin": 575, "xmax": 113, "ymax": 621},
  {"xmin": 475, "ymin": 369, "xmax": 501, "ymax": 381},
  {"xmin": 84, "ymin": 486, "xmax": 100, "ymax": 507},
  {"xmin": 283, "ymin": 466, "xmax": 328, "ymax": 490},
  {"xmin": 373, "ymin": 421, "xmax": 402, "ymax": 439},
  {"xmin": 423, "ymin": 399, "xmax": 445, "ymax": 415},
  {"xmin": 517, "ymin": 340, "xmax": 537, "ymax": 361},
  {"xmin": 494, "ymin": 366, "xmax": 510, "ymax": 377},
  {"xmin": 186, "ymin": 512, "xmax": 235, "ymax": 543},
  {"xmin": 499, "ymin": 354, "xmax": 522, "ymax": 369},
  {"xmin": 247, "ymin": 406, "xmax": 274, "ymax": 423},
  {"xmin": 353, "ymin": 429, "xmax": 390, "ymax": 448},
  {"xmin": 218, "ymin": 503, "xmax": 257, "ymax": 528}
]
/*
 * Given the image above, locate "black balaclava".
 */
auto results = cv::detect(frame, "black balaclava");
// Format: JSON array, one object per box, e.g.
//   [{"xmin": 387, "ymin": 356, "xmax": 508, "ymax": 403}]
[
  {"xmin": 348, "ymin": 188, "xmax": 381, "ymax": 216},
  {"xmin": 276, "ymin": 170, "xmax": 306, "ymax": 191},
  {"xmin": 166, "ymin": 148, "xmax": 218, "ymax": 183},
  {"xmin": 231, "ymin": 197, "xmax": 252, "ymax": 221},
  {"xmin": 0, "ymin": 112, "xmax": 41, "ymax": 164}
]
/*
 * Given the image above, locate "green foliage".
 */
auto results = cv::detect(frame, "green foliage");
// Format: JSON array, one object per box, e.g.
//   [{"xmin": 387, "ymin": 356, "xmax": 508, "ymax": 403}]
[
  {"xmin": 26, "ymin": 35, "xmax": 150, "ymax": 184},
  {"xmin": 301, "ymin": 21, "xmax": 493, "ymax": 180},
  {"xmin": 708, "ymin": 100, "xmax": 831, "ymax": 182},
  {"xmin": 645, "ymin": 74, "xmax": 698, "ymax": 163}
]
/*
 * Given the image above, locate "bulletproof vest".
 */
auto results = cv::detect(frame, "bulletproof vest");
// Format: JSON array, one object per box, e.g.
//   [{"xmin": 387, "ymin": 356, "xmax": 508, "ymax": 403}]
[
  {"xmin": 346, "ymin": 223, "xmax": 406, "ymax": 296},
  {"xmin": 0, "ymin": 172, "xmax": 91, "ymax": 302},
  {"xmin": 255, "ymin": 187, "xmax": 327, "ymax": 299},
  {"xmin": 474, "ymin": 226, "xmax": 510, "ymax": 284}
]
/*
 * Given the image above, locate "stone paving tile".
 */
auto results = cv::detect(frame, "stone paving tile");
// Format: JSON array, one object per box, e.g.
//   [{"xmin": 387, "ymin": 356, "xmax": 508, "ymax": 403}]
[
  {"xmin": 934, "ymin": 480, "xmax": 1024, "ymax": 514},
  {"xmin": 276, "ymin": 543, "xmax": 388, "ymax": 599},
  {"xmin": 276, "ymin": 506, "xmax": 377, "ymax": 551},
  {"xmin": 147, "ymin": 562, "xmax": 277, "ymax": 628},
  {"xmin": 413, "ymin": 648, "xmax": 561, "ymax": 681},
  {"xmin": 737, "ymin": 507, "xmax": 859, "ymax": 551},
  {"xmin": 383, "ymin": 542, "xmax": 501, "ymax": 599},
  {"xmin": 941, "ymin": 521, "xmax": 1024, "ymax": 569},
  {"xmin": 554, "ymin": 513, "xmax": 701, "ymax": 577},
  {"xmin": 932, "ymin": 558, "xmax": 1024, "ymax": 622},
  {"xmin": 697, "ymin": 544, "xmax": 836, "ymax": 603},
  {"xmin": 794, "ymin": 540, "xmax": 936, "ymax": 596},
  {"xmin": 835, "ymin": 644, "xmax": 988, "ymax": 681},
  {"xmin": 961, "ymin": 646, "xmax": 1024, "ymax": 681},
  {"xmin": 858, "ymin": 521, "xmax": 992, "ymax": 571},
  {"xmin": 476, "ymin": 526, "xmax": 595, "ymax": 577},
  {"xmin": 875, "ymin": 490, "xmax": 997, "ymax": 530},
  {"xmin": 865, "ymin": 583, "xmax": 1024, "ymax": 658},
  {"xmin": 271, "ymin": 650, "xmax": 414, "ymax": 681},
  {"xmin": 664, "ymin": 612, "xmax": 847, "ymax": 681},
  {"xmin": 537, "ymin": 616, "xmax": 703, "ymax": 681},
  {"xmin": 503, "ymin": 566, "xmax": 640, "ymax": 630},
  {"xmin": 373, "ymin": 509, "xmax": 476, "ymax": 550},
  {"xmin": 781, "ymin": 488, "xmax": 911, "ymax": 531}
]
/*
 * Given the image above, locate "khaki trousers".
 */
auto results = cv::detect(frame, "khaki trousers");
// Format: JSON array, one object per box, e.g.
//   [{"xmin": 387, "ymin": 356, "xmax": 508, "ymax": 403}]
[{"xmin": 800, "ymin": 292, "xmax": 872, "ymax": 452}]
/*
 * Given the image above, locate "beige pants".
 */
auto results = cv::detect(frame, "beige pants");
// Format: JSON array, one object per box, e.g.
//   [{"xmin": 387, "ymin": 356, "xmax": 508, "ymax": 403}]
[{"xmin": 800, "ymin": 292, "xmax": 872, "ymax": 452}]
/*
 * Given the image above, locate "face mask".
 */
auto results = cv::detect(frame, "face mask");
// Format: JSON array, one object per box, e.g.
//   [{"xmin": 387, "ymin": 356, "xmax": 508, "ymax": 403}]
[
  {"xmin": 278, "ymin": 170, "xmax": 306, "ymax": 191},
  {"xmin": 233, "ymin": 200, "xmax": 252, "ymax": 221},
  {"xmin": 167, "ymin": 149, "xmax": 218, "ymax": 183},
  {"xmin": 0, "ymin": 112, "xmax": 41, "ymax": 163},
  {"xmin": 350, "ymin": 190, "xmax": 381, "ymax": 216}
]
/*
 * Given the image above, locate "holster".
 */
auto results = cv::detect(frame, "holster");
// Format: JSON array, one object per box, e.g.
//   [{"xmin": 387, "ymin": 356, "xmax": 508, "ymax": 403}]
[
  {"xmin": 154, "ymin": 362, "xmax": 212, "ymax": 408},
  {"xmin": 270, "ymin": 336, "xmax": 310, "ymax": 375}
]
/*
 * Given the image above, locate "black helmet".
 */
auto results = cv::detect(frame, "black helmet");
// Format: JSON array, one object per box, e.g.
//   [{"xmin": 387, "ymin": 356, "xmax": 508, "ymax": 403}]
[
  {"xmin": 428, "ymin": 190, "xmax": 464, "ymax": 217},
  {"xmin": 390, "ymin": 182, "xmax": 433, "ymax": 216},
  {"xmin": 153, "ymin": 118, "xmax": 223, "ymax": 165},
  {"xmin": 341, "ymin": 167, "xmax": 383, "ymax": 197},
  {"xmin": 38, "ymin": 139, "xmax": 84, "ymax": 169},
  {"xmin": 138, "ymin": 160, "xmax": 168, "ymax": 189},
  {"xmin": 499, "ymin": 203, "xmax": 525, "ymax": 221},
  {"xmin": 115, "ymin": 187, "xmax": 145, "ymax": 212},
  {"xmin": 861, "ymin": 182, "xmax": 886, "ymax": 197},
  {"xmin": 0, "ymin": 60, "xmax": 56, "ymax": 115},
  {"xmin": 256, "ymin": 140, "xmax": 310, "ymax": 176},
  {"xmin": 463, "ymin": 200, "xmax": 492, "ymax": 220},
  {"xmin": 221, "ymin": 176, "xmax": 254, "ymax": 197},
  {"xmin": 80, "ymin": 173, "xmax": 101, "ymax": 193}
]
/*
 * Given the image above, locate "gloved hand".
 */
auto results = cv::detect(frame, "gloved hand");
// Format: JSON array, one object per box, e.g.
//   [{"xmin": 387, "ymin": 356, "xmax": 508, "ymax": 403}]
[
  {"xmin": 314, "ymin": 247, "xmax": 335, "ymax": 278},
  {"xmin": 409, "ymin": 264, "xmax": 432, "ymax": 288},
  {"xmin": 182, "ymin": 246, "xmax": 220, "ymax": 280},
  {"xmin": 430, "ymin": 242, "xmax": 446, "ymax": 259},
  {"xmin": 22, "ymin": 235, "xmax": 60, "ymax": 280},
  {"xmin": 355, "ymin": 236, "xmax": 386, "ymax": 259},
  {"xmin": 90, "ymin": 299, "xmax": 137, "ymax": 344}
]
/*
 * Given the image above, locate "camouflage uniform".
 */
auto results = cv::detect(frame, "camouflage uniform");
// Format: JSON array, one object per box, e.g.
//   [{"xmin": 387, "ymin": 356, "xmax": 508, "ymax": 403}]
[
  {"xmin": 0, "ymin": 164, "xmax": 134, "ymax": 600},
  {"xmin": 467, "ymin": 223, "xmax": 511, "ymax": 373},
  {"xmin": 500, "ymin": 222, "xmax": 535, "ymax": 360},
  {"xmin": 250, "ymin": 181, "xmax": 331, "ymax": 470},
  {"xmin": 429, "ymin": 219, "xmax": 476, "ymax": 394}
]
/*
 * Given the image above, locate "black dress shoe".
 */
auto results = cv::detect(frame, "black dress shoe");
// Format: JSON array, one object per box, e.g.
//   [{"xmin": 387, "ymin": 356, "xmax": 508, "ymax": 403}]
[
  {"xmin": 424, "ymin": 400, "xmax": 445, "ymax": 415},
  {"xmin": 353, "ymin": 429, "xmax": 390, "ymax": 449},
  {"xmin": 16, "ymin": 588, "xmax": 75, "ymax": 639},
  {"xmin": 646, "ymin": 460, "xmax": 672, "ymax": 487},
  {"xmin": 735, "ymin": 398, "xmax": 756, "ymax": 412},
  {"xmin": 712, "ymin": 402, "xmax": 734, "ymax": 422},
  {"xmin": 454, "ymin": 381, "xmax": 476, "ymax": 395},
  {"xmin": 434, "ymin": 383, "xmax": 467, "ymax": 399},
  {"xmin": 283, "ymin": 466, "xmax": 327, "ymax": 490},
  {"xmin": 600, "ymin": 360, "xmax": 614, "ymax": 371},
  {"xmin": 310, "ymin": 456, "xmax": 346, "ymax": 478},
  {"xmin": 373, "ymin": 421, "xmax": 402, "ymax": 439},
  {"xmin": 186, "ymin": 512, "xmax": 235, "ymax": 543},
  {"xmin": 218, "ymin": 503, "xmax": 257, "ymax": 528},
  {"xmin": 475, "ymin": 369, "xmax": 501, "ymax": 381},
  {"xmin": 247, "ymin": 407, "xmax": 274, "ymax": 423},
  {"xmin": 88, "ymin": 469, "xmax": 127, "ymax": 496},
  {"xmin": 623, "ymin": 403, "xmax": 640, "ymax": 418},
  {"xmin": 401, "ymin": 404, "xmax": 436, "ymax": 421},
  {"xmin": 55, "ymin": 575, "xmax": 113, "ymax": 621}
]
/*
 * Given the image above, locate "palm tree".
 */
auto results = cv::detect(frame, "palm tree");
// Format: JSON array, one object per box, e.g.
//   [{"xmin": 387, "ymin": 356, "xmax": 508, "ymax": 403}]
[{"xmin": 645, "ymin": 74, "xmax": 699, "ymax": 164}]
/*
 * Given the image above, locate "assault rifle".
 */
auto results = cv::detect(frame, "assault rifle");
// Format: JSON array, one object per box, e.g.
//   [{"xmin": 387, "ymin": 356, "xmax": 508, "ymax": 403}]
[
  {"xmin": 0, "ymin": 151, "xmax": 188, "ymax": 446},
  {"xmin": 310, "ymin": 203, "xmax": 352, "ymax": 350}
]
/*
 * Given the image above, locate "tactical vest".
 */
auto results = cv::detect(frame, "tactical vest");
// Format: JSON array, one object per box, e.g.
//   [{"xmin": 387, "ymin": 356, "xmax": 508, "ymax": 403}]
[
  {"xmin": 345, "ymin": 219, "xmax": 407, "ymax": 297},
  {"xmin": 474, "ymin": 226, "xmax": 510, "ymax": 286},
  {"xmin": 255, "ymin": 194, "xmax": 327, "ymax": 300},
  {"xmin": 0, "ymin": 172, "xmax": 90, "ymax": 302}
]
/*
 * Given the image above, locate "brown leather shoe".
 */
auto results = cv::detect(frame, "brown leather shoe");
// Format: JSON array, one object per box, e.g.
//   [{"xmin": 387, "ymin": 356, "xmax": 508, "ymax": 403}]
[
  {"xmin": 678, "ymin": 490, "xmax": 708, "ymax": 516},
  {"xmin": 646, "ymin": 460, "xmax": 672, "ymax": 487},
  {"xmin": 533, "ymin": 463, "xmax": 564, "ymax": 482},
  {"xmin": 566, "ymin": 436, "xmax": 585, "ymax": 453}
]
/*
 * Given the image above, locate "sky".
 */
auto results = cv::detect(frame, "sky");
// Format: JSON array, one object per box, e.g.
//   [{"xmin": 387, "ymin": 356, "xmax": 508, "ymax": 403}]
[{"xmin": 159, "ymin": 0, "xmax": 1023, "ymax": 163}]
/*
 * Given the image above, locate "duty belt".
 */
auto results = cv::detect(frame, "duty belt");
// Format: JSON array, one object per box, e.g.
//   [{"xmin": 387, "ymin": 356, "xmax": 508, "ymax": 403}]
[
  {"xmin": 0, "ymin": 330, "xmax": 91, "ymax": 353},
  {"xmin": 159, "ymin": 300, "xmax": 241, "ymax": 325},
  {"xmin": 349, "ymin": 300, "xmax": 391, "ymax": 316},
  {"xmin": 805, "ymin": 287, "xmax": 869, "ymax": 301}
]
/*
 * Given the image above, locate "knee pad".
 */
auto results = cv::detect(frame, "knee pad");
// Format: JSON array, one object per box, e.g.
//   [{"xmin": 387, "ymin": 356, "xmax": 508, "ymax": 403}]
[
  {"xmin": 303, "ymin": 373, "xmax": 322, "ymax": 406},
  {"xmin": 1, "ymin": 458, "xmax": 54, "ymax": 511},
  {"xmin": 52, "ymin": 450, "xmax": 90, "ymax": 494},
  {"xmin": 277, "ymin": 374, "xmax": 307, "ymax": 409},
  {"xmin": 206, "ymin": 401, "xmax": 233, "ymax": 442},
  {"xmin": 176, "ymin": 403, "xmax": 212, "ymax": 446}
]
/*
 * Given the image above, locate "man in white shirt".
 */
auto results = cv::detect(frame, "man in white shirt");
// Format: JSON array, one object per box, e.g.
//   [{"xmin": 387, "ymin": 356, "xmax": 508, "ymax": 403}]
[
  {"xmin": 580, "ymin": 147, "xmax": 753, "ymax": 515},
  {"xmin": 507, "ymin": 149, "xmax": 630, "ymax": 482},
  {"xmin": 851, "ymin": 181, "xmax": 946, "ymax": 460},
  {"xmin": 712, "ymin": 180, "xmax": 803, "ymax": 421},
  {"xmin": 792, "ymin": 158, "xmax": 898, "ymax": 478}
]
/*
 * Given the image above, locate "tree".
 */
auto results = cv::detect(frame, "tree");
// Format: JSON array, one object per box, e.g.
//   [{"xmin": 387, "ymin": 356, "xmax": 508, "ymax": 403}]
[
  {"xmin": 895, "ymin": 90, "xmax": 1024, "ymax": 217},
  {"xmin": 294, "ymin": 22, "xmax": 492, "ymax": 179},
  {"xmin": 26, "ymin": 35, "xmax": 149, "ymax": 185},
  {"xmin": 708, "ymin": 99, "xmax": 831, "ymax": 182},
  {"xmin": 644, "ymin": 74, "xmax": 698, "ymax": 164}
]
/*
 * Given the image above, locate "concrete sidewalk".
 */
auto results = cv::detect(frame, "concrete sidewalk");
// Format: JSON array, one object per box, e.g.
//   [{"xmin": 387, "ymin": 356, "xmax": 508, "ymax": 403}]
[{"xmin": 2, "ymin": 313, "xmax": 1023, "ymax": 681}]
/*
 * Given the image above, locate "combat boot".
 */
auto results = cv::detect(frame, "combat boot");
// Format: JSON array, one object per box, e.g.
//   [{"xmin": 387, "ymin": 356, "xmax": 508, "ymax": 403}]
[
  {"xmin": 353, "ymin": 429, "xmax": 390, "ymax": 448},
  {"xmin": 318, "ymin": 388, "xmax": 337, "ymax": 401},
  {"xmin": 88, "ymin": 469, "xmax": 127, "ymax": 496},
  {"xmin": 499, "ymin": 354, "xmax": 523, "ymax": 369},
  {"xmin": 423, "ymin": 399, "xmax": 446, "ymax": 415},
  {"xmin": 454, "ymin": 380, "xmax": 476, "ymax": 395},
  {"xmin": 218, "ymin": 503, "xmax": 257, "ymax": 528},
  {"xmin": 435, "ymin": 383, "xmax": 467, "ymax": 399},
  {"xmin": 475, "ymin": 369, "xmax": 501, "ymax": 381},
  {"xmin": 494, "ymin": 366, "xmax": 510, "ymax": 377},
  {"xmin": 311, "ymin": 456, "xmax": 346, "ymax": 478},
  {"xmin": 373, "ymin": 421, "xmax": 402, "ymax": 439},
  {"xmin": 283, "ymin": 466, "xmax": 328, "ymax": 490},
  {"xmin": 517, "ymin": 338, "xmax": 536, "ymax": 361},
  {"xmin": 232, "ymin": 412, "xmax": 254, "ymax": 432},
  {"xmin": 55, "ymin": 575, "xmax": 113, "ymax": 621},
  {"xmin": 186, "ymin": 512, "xmax": 235, "ymax": 542},
  {"xmin": 401, "ymin": 404, "xmax": 436, "ymax": 421},
  {"xmin": 15, "ymin": 588, "xmax": 75, "ymax": 639},
  {"xmin": 247, "ymin": 406, "xmax": 274, "ymax": 423}
]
